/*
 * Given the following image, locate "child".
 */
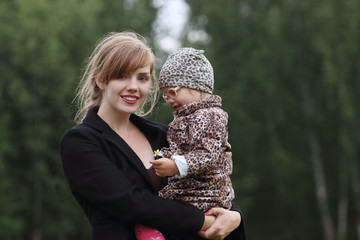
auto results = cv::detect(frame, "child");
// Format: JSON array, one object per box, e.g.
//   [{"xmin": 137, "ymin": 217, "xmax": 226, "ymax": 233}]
[{"xmin": 151, "ymin": 47, "xmax": 235, "ymax": 213}]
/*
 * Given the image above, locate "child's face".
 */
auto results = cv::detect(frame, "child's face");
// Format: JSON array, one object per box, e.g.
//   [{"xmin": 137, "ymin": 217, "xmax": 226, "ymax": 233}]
[{"xmin": 161, "ymin": 87, "xmax": 203, "ymax": 111}]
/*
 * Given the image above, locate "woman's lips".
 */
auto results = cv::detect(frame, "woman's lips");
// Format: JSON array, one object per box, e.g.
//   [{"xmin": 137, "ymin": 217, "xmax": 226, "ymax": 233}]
[{"xmin": 121, "ymin": 95, "xmax": 138, "ymax": 104}]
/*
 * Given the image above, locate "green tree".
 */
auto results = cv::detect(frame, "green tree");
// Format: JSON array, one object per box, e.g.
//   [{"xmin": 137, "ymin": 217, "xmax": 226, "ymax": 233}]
[
  {"xmin": 183, "ymin": 0, "xmax": 360, "ymax": 239},
  {"xmin": 0, "ymin": 0, "xmax": 157, "ymax": 239}
]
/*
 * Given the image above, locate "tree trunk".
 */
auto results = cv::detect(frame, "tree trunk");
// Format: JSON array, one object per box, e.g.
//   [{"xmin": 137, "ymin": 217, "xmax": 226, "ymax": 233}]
[
  {"xmin": 32, "ymin": 179, "xmax": 42, "ymax": 240},
  {"xmin": 300, "ymin": 82, "xmax": 335, "ymax": 240},
  {"xmin": 337, "ymin": 194, "xmax": 348, "ymax": 240},
  {"xmin": 352, "ymin": 161, "xmax": 360, "ymax": 240},
  {"xmin": 308, "ymin": 134, "xmax": 335, "ymax": 240}
]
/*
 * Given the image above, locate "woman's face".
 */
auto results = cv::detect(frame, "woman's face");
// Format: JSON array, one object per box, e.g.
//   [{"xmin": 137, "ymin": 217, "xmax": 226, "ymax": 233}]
[{"xmin": 99, "ymin": 65, "xmax": 152, "ymax": 115}]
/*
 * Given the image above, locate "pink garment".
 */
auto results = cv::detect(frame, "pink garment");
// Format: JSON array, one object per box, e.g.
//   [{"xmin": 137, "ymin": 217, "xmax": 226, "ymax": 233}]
[{"xmin": 135, "ymin": 224, "xmax": 165, "ymax": 240}]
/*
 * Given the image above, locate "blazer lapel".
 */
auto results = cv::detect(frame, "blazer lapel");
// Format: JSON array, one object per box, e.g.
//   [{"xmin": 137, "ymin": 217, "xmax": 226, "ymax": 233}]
[{"xmin": 83, "ymin": 109, "xmax": 154, "ymax": 188}]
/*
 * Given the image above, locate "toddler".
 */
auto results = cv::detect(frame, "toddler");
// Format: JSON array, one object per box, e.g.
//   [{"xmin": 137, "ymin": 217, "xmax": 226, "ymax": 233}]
[{"xmin": 151, "ymin": 47, "xmax": 235, "ymax": 212}]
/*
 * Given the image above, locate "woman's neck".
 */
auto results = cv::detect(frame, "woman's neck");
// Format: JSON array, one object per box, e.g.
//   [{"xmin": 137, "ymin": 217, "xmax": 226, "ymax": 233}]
[
  {"xmin": 97, "ymin": 103, "xmax": 154, "ymax": 168},
  {"xmin": 97, "ymin": 105, "xmax": 132, "ymax": 135}
]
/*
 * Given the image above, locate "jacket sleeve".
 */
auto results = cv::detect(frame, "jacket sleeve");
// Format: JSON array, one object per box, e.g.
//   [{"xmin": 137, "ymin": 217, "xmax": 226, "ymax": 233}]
[
  {"xmin": 59, "ymin": 126, "xmax": 204, "ymax": 235},
  {"xmin": 183, "ymin": 110, "xmax": 230, "ymax": 176},
  {"xmin": 228, "ymin": 202, "xmax": 247, "ymax": 240}
]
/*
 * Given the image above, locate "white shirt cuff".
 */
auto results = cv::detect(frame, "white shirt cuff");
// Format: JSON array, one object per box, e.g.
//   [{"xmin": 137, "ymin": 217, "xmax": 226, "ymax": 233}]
[{"xmin": 172, "ymin": 155, "xmax": 188, "ymax": 178}]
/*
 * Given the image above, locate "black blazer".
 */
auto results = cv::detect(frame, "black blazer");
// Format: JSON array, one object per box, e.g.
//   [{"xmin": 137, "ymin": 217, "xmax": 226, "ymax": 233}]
[{"xmin": 60, "ymin": 108, "xmax": 246, "ymax": 240}]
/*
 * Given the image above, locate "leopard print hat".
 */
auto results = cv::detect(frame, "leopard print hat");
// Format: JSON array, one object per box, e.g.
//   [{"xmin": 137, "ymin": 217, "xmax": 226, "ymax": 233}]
[{"xmin": 159, "ymin": 47, "xmax": 214, "ymax": 94}]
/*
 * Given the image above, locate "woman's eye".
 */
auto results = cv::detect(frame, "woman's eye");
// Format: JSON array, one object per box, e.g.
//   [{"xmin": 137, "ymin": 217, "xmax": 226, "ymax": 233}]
[{"xmin": 139, "ymin": 76, "xmax": 150, "ymax": 81}]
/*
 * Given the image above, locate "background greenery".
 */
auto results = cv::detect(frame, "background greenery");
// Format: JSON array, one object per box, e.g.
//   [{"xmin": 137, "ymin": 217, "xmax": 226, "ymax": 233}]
[{"xmin": 0, "ymin": 0, "xmax": 359, "ymax": 239}]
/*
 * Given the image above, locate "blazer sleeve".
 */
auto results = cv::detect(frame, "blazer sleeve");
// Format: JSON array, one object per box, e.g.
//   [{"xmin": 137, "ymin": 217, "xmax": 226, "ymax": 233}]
[
  {"xmin": 59, "ymin": 126, "xmax": 204, "ymax": 235},
  {"xmin": 228, "ymin": 202, "xmax": 247, "ymax": 240}
]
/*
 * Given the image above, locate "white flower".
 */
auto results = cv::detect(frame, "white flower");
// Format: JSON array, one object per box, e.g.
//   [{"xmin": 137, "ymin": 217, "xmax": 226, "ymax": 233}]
[{"xmin": 153, "ymin": 149, "xmax": 163, "ymax": 159}]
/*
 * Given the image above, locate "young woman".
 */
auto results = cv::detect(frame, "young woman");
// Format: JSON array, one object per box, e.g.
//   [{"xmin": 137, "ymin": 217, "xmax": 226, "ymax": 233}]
[{"xmin": 59, "ymin": 31, "xmax": 245, "ymax": 239}]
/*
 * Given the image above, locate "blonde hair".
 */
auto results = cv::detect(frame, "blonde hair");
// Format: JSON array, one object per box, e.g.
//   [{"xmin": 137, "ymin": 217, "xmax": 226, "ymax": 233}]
[{"xmin": 74, "ymin": 31, "xmax": 158, "ymax": 124}]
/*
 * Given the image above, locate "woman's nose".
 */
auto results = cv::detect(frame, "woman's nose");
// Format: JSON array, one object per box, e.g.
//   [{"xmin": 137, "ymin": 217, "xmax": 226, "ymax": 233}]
[{"xmin": 126, "ymin": 77, "xmax": 138, "ymax": 91}]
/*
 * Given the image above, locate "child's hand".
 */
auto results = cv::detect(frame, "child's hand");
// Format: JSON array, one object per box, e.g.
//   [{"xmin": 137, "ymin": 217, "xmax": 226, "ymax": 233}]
[{"xmin": 150, "ymin": 158, "xmax": 179, "ymax": 177}]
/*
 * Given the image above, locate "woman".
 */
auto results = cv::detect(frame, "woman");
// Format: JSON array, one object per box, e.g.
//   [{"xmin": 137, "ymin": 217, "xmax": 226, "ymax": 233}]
[{"xmin": 60, "ymin": 31, "xmax": 246, "ymax": 239}]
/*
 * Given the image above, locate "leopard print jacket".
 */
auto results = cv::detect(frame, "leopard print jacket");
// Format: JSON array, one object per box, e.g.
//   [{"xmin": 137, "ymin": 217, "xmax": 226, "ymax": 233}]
[{"xmin": 159, "ymin": 95, "xmax": 235, "ymax": 211}]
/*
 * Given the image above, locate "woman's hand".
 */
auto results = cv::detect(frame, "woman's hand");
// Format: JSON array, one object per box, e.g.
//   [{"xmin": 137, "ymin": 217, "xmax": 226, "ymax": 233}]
[
  {"xmin": 201, "ymin": 214, "xmax": 216, "ymax": 231},
  {"xmin": 198, "ymin": 207, "xmax": 241, "ymax": 240}
]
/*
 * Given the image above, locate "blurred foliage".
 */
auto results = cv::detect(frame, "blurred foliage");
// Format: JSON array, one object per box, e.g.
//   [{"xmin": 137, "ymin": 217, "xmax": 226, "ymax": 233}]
[
  {"xmin": 0, "ymin": 0, "xmax": 156, "ymax": 239},
  {"xmin": 181, "ymin": 0, "xmax": 360, "ymax": 239},
  {"xmin": 1, "ymin": 0, "xmax": 360, "ymax": 239}
]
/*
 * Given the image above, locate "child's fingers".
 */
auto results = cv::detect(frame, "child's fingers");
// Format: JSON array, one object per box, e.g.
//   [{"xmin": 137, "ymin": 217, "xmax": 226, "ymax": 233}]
[
  {"xmin": 154, "ymin": 169, "xmax": 162, "ymax": 176},
  {"xmin": 150, "ymin": 160, "xmax": 161, "ymax": 165}
]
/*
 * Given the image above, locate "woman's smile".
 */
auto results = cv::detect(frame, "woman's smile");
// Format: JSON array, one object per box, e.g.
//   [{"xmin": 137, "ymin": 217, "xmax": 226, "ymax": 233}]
[{"xmin": 121, "ymin": 95, "xmax": 139, "ymax": 104}]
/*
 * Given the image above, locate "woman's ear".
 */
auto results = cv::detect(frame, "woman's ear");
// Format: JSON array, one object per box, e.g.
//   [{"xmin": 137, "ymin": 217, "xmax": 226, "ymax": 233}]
[{"xmin": 96, "ymin": 78, "xmax": 105, "ymax": 90}]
